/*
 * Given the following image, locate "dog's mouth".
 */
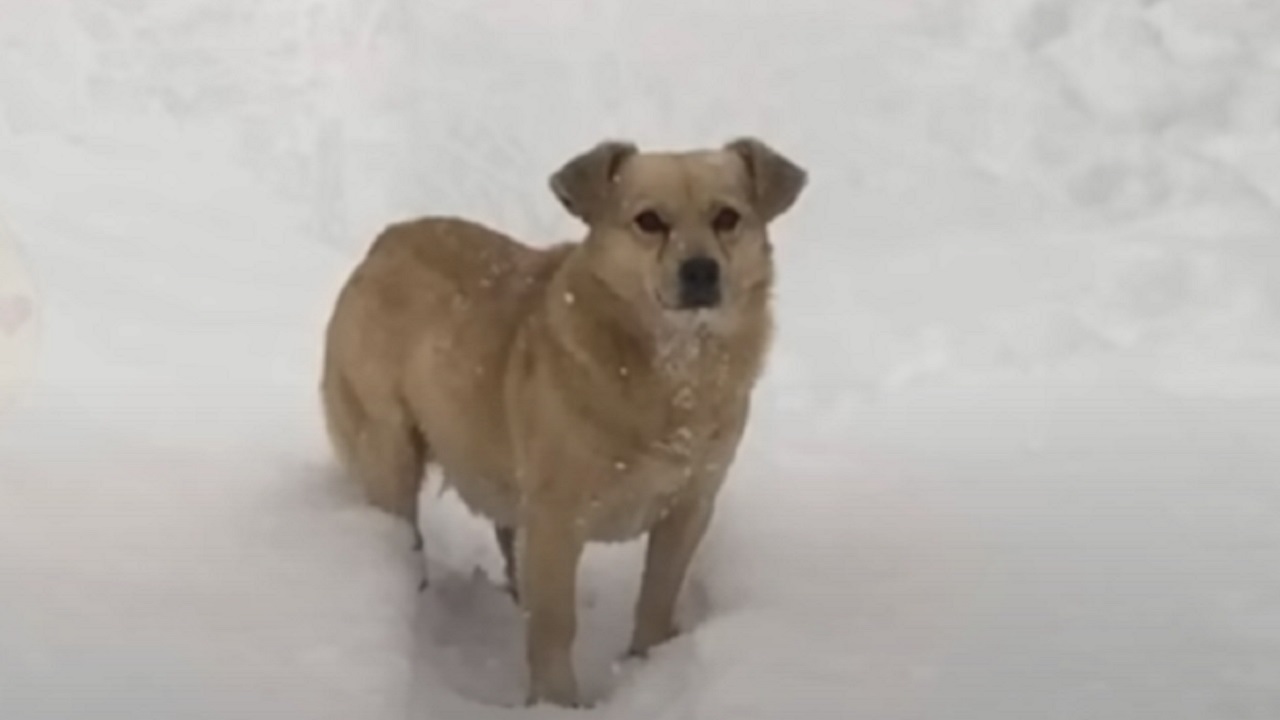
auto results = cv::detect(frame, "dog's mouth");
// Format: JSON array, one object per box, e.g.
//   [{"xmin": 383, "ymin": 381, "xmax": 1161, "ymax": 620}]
[
  {"xmin": 654, "ymin": 286, "xmax": 725, "ymax": 315},
  {"xmin": 659, "ymin": 298, "xmax": 720, "ymax": 314},
  {"xmin": 659, "ymin": 305, "xmax": 726, "ymax": 335},
  {"xmin": 657, "ymin": 294, "xmax": 712, "ymax": 315},
  {"xmin": 676, "ymin": 292, "xmax": 721, "ymax": 311}
]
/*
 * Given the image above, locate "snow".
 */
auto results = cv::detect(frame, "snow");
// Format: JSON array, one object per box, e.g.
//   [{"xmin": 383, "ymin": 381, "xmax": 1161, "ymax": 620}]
[{"xmin": 2, "ymin": 0, "xmax": 1279, "ymax": 717}]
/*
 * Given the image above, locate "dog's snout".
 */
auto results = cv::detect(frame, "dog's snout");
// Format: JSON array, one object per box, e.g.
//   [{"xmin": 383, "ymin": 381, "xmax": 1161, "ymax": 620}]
[
  {"xmin": 679, "ymin": 256, "xmax": 719, "ymax": 289},
  {"xmin": 677, "ymin": 256, "xmax": 721, "ymax": 309}
]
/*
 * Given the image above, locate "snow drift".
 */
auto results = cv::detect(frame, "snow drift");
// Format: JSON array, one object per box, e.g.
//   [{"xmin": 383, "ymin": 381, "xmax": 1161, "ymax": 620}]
[{"xmin": 1, "ymin": 0, "xmax": 1278, "ymax": 718}]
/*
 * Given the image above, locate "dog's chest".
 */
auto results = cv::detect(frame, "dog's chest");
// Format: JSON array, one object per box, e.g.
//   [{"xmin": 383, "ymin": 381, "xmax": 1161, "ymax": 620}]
[
  {"xmin": 585, "ymin": 451, "xmax": 711, "ymax": 542},
  {"xmin": 585, "ymin": 384, "xmax": 741, "ymax": 542},
  {"xmin": 570, "ymin": 320, "xmax": 756, "ymax": 542}
]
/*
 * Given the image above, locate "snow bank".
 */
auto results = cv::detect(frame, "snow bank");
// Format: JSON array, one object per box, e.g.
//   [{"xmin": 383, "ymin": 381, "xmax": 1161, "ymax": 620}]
[
  {"xmin": 1, "ymin": 0, "xmax": 1278, "ymax": 718},
  {"xmin": 0, "ymin": 214, "xmax": 37, "ymax": 412}
]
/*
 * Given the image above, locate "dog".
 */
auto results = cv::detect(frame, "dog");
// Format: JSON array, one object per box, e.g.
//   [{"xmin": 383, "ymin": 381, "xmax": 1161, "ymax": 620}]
[{"xmin": 321, "ymin": 137, "xmax": 806, "ymax": 706}]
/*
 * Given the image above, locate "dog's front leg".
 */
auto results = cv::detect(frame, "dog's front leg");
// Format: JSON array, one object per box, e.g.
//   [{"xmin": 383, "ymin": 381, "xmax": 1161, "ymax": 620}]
[
  {"xmin": 629, "ymin": 493, "xmax": 715, "ymax": 657},
  {"xmin": 519, "ymin": 506, "xmax": 585, "ymax": 707}
]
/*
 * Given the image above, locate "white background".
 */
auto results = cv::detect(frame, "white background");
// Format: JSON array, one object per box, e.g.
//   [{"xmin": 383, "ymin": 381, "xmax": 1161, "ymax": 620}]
[{"xmin": 1, "ymin": 0, "xmax": 1279, "ymax": 717}]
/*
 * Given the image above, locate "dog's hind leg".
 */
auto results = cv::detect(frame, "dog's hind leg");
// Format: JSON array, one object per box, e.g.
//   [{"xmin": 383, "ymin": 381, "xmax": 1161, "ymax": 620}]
[
  {"xmin": 495, "ymin": 525, "xmax": 519, "ymax": 601},
  {"xmin": 324, "ymin": 367, "xmax": 429, "ymax": 534},
  {"xmin": 326, "ymin": 371, "xmax": 431, "ymax": 587},
  {"xmin": 355, "ymin": 419, "xmax": 425, "ymax": 526},
  {"xmin": 363, "ymin": 417, "xmax": 432, "ymax": 590},
  {"xmin": 356, "ymin": 415, "xmax": 430, "ymax": 585}
]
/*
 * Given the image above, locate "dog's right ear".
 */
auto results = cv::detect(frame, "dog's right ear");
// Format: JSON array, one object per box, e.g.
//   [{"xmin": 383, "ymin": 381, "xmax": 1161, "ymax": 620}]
[{"xmin": 549, "ymin": 141, "xmax": 637, "ymax": 224}]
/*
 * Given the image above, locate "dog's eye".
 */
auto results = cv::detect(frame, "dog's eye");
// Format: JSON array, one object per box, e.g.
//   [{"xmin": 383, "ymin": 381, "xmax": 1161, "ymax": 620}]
[
  {"xmin": 712, "ymin": 207, "xmax": 741, "ymax": 233},
  {"xmin": 634, "ymin": 210, "xmax": 669, "ymax": 235}
]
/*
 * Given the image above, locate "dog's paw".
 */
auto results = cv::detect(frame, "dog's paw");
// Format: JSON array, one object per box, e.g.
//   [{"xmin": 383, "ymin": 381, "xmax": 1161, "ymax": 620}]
[
  {"xmin": 622, "ymin": 643, "xmax": 649, "ymax": 661},
  {"xmin": 526, "ymin": 674, "xmax": 585, "ymax": 709},
  {"xmin": 626, "ymin": 623, "xmax": 680, "ymax": 659},
  {"xmin": 526, "ymin": 691, "xmax": 590, "ymax": 710}
]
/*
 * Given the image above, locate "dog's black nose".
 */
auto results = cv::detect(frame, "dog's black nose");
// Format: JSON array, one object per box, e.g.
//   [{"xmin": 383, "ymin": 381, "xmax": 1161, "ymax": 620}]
[{"xmin": 677, "ymin": 256, "xmax": 721, "ymax": 309}]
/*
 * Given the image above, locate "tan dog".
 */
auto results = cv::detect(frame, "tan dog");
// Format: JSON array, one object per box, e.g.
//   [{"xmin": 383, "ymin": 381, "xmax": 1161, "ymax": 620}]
[{"xmin": 321, "ymin": 137, "xmax": 806, "ymax": 706}]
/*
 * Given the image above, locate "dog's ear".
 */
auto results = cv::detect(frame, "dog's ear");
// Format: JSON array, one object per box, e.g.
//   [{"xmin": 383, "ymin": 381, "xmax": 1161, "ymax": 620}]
[
  {"xmin": 726, "ymin": 137, "xmax": 807, "ymax": 223},
  {"xmin": 549, "ymin": 141, "xmax": 638, "ymax": 223}
]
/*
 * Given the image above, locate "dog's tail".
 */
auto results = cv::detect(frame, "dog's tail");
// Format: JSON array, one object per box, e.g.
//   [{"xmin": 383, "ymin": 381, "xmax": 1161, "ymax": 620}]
[{"xmin": 320, "ymin": 353, "xmax": 361, "ymax": 480}]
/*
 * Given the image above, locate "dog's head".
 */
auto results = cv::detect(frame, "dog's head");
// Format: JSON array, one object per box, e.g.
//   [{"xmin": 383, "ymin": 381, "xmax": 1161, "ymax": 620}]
[{"xmin": 551, "ymin": 138, "xmax": 806, "ymax": 327}]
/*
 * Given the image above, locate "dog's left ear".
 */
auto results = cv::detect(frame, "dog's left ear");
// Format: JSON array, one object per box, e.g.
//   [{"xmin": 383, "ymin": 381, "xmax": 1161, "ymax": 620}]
[
  {"xmin": 726, "ymin": 137, "xmax": 807, "ymax": 223},
  {"xmin": 549, "ymin": 140, "xmax": 638, "ymax": 224}
]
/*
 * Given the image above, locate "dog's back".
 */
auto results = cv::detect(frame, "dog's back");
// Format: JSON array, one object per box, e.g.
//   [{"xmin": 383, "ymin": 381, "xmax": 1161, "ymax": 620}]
[{"xmin": 321, "ymin": 217, "xmax": 567, "ymax": 524}]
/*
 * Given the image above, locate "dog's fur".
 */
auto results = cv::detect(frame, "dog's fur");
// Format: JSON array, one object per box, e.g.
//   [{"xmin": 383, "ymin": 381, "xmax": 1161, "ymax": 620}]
[{"xmin": 321, "ymin": 137, "xmax": 806, "ymax": 706}]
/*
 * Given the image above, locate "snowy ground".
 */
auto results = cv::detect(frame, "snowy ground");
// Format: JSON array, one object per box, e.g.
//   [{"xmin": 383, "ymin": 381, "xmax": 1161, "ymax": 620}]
[{"xmin": 2, "ymin": 0, "xmax": 1280, "ymax": 718}]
